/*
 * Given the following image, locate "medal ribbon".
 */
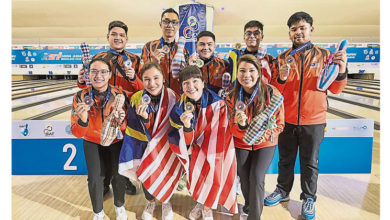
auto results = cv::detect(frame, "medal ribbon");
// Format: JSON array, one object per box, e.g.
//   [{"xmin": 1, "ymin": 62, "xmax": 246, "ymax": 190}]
[
  {"xmin": 109, "ymin": 48, "xmax": 129, "ymax": 61},
  {"xmin": 239, "ymin": 84, "xmax": 259, "ymax": 106},
  {"xmin": 289, "ymin": 41, "xmax": 312, "ymax": 56},
  {"xmin": 90, "ymin": 86, "xmax": 112, "ymax": 109}
]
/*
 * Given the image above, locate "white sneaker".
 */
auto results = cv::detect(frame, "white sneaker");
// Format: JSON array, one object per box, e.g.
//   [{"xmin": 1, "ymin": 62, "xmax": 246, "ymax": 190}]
[
  {"xmin": 202, "ymin": 207, "xmax": 214, "ymax": 220},
  {"xmin": 162, "ymin": 202, "xmax": 174, "ymax": 220},
  {"xmin": 188, "ymin": 203, "xmax": 203, "ymax": 220},
  {"xmin": 92, "ymin": 210, "xmax": 105, "ymax": 220},
  {"xmin": 115, "ymin": 205, "xmax": 128, "ymax": 220},
  {"xmin": 141, "ymin": 201, "xmax": 156, "ymax": 220}
]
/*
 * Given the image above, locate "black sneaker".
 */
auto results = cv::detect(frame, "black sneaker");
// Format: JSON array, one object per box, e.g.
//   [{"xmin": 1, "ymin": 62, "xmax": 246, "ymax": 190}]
[{"xmin": 125, "ymin": 180, "xmax": 137, "ymax": 195}]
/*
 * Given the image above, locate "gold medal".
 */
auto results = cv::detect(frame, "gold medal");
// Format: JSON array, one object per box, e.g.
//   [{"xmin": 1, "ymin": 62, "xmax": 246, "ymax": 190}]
[
  {"xmin": 196, "ymin": 58, "xmax": 204, "ymax": 68},
  {"xmin": 185, "ymin": 102, "xmax": 194, "ymax": 113},
  {"xmin": 235, "ymin": 43, "xmax": 242, "ymax": 50}
]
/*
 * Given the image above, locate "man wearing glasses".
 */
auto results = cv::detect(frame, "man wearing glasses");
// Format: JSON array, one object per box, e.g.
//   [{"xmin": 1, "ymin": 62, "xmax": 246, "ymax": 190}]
[
  {"xmin": 228, "ymin": 20, "xmax": 276, "ymax": 85},
  {"xmin": 140, "ymin": 8, "xmax": 189, "ymax": 94}
]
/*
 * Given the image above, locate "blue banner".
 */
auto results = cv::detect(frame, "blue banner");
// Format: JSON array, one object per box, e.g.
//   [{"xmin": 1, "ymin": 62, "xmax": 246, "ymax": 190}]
[
  {"xmin": 11, "ymin": 45, "xmax": 380, "ymax": 65},
  {"xmin": 178, "ymin": 3, "xmax": 207, "ymax": 56}
]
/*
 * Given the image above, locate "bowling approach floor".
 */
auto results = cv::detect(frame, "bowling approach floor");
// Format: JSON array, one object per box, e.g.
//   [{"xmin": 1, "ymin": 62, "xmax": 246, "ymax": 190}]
[{"xmin": 12, "ymin": 79, "xmax": 380, "ymax": 219}]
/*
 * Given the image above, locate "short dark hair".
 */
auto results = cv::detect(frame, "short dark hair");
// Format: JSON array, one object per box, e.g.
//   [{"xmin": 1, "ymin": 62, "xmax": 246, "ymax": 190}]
[
  {"xmin": 196, "ymin": 31, "xmax": 215, "ymax": 42},
  {"xmin": 161, "ymin": 8, "xmax": 179, "ymax": 21},
  {"xmin": 287, "ymin": 12, "xmax": 313, "ymax": 27},
  {"xmin": 244, "ymin": 20, "xmax": 264, "ymax": 32},
  {"xmin": 108, "ymin": 20, "xmax": 128, "ymax": 35},
  {"xmin": 179, "ymin": 65, "xmax": 203, "ymax": 85},
  {"xmin": 140, "ymin": 61, "xmax": 164, "ymax": 79},
  {"xmin": 88, "ymin": 58, "xmax": 112, "ymax": 72}
]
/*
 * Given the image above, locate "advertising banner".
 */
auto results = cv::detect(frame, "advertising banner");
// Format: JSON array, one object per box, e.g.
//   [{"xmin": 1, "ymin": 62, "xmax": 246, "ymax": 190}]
[{"xmin": 12, "ymin": 119, "xmax": 374, "ymax": 174}]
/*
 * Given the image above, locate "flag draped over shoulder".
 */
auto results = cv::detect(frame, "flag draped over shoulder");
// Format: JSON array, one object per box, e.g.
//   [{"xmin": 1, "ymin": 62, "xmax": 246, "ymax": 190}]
[
  {"xmin": 119, "ymin": 87, "xmax": 182, "ymax": 202},
  {"xmin": 168, "ymin": 89, "xmax": 238, "ymax": 213}
]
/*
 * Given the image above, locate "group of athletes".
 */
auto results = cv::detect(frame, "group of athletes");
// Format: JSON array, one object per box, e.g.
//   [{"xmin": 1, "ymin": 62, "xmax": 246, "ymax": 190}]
[{"xmin": 70, "ymin": 8, "xmax": 348, "ymax": 220}]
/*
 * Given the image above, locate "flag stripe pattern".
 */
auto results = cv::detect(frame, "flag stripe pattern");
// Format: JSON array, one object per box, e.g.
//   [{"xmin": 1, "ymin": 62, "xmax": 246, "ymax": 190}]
[
  {"xmin": 168, "ymin": 89, "xmax": 237, "ymax": 213},
  {"xmin": 119, "ymin": 87, "xmax": 181, "ymax": 202}
]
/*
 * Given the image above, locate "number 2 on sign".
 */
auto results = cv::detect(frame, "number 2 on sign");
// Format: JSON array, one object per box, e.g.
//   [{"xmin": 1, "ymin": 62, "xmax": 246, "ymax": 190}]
[{"xmin": 63, "ymin": 143, "xmax": 77, "ymax": 171}]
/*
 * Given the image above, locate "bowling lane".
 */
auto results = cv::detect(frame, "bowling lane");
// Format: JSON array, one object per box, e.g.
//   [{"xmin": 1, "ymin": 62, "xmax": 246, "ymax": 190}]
[
  {"xmin": 12, "ymin": 97, "xmax": 73, "ymax": 120},
  {"xmin": 328, "ymin": 99, "xmax": 380, "ymax": 122},
  {"xmin": 12, "ymin": 80, "xmax": 71, "ymax": 91},
  {"xmin": 344, "ymin": 86, "xmax": 379, "ymax": 95},
  {"xmin": 12, "ymin": 87, "xmax": 80, "ymax": 109},
  {"xmin": 328, "ymin": 92, "xmax": 380, "ymax": 107},
  {"xmin": 12, "ymin": 82, "xmax": 76, "ymax": 96}
]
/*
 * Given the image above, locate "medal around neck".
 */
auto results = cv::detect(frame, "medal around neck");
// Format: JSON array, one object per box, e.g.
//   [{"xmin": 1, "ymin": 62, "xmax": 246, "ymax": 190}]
[
  {"xmin": 196, "ymin": 58, "xmax": 204, "ymax": 68},
  {"xmin": 185, "ymin": 102, "xmax": 195, "ymax": 113},
  {"xmin": 141, "ymin": 94, "xmax": 151, "ymax": 105},
  {"xmin": 84, "ymin": 96, "xmax": 94, "ymax": 106},
  {"xmin": 162, "ymin": 45, "xmax": 170, "ymax": 54},
  {"xmin": 235, "ymin": 101, "xmax": 246, "ymax": 112},
  {"xmin": 235, "ymin": 43, "xmax": 242, "ymax": 50}
]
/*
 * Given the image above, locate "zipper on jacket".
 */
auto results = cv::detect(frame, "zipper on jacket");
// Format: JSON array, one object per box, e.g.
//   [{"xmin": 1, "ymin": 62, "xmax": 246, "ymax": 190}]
[
  {"xmin": 168, "ymin": 50, "xmax": 171, "ymax": 88},
  {"xmin": 297, "ymin": 51, "xmax": 305, "ymax": 125}
]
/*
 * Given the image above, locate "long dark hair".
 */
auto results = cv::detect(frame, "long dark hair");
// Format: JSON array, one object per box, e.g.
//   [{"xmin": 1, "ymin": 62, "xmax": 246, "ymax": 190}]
[{"xmin": 232, "ymin": 54, "xmax": 268, "ymax": 113}]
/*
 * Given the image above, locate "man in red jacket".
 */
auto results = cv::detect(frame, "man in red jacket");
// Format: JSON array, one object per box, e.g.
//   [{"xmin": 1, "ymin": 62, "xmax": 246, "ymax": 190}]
[
  {"xmin": 77, "ymin": 20, "xmax": 143, "ymax": 97},
  {"xmin": 77, "ymin": 20, "xmax": 140, "ymax": 196},
  {"xmin": 265, "ymin": 12, "xmax": 347, "ymax": 220},
  {"xmin": 140, "ymin": 8, "xmax": 189, "ymax": 95}
]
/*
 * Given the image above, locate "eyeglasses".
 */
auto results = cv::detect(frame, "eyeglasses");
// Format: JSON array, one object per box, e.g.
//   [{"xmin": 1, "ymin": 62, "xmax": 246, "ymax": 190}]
[
  {"xmin": 161, "ymin": 19, "xmax": 179, "ymax": 26},
  {"xmin": 244, "ymin": 31, "xmax": 262, "ymax": 37},
  {"xmin": 89, "ymin": 69, "xmax": 110, "ymax": 76}
]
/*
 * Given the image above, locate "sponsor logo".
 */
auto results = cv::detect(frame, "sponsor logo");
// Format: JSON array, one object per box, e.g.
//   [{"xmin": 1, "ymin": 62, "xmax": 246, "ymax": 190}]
[
  {"xmin": 43, "ymin": 52, "xmax": 63, "ymax": 61},
  {"xmin": 19, "ymin": 124, "xmax": 30, "ymax": 136},
  {"xmin": 353, "ymin": 125, "xmax": 368, "ymax": 130},
  {"xmin": 43, "ymin": 123, "xmax": 55, "ymax": 137}
]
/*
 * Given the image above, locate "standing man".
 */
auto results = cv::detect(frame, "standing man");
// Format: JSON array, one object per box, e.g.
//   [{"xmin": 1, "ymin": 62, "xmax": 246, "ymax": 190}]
[
  {"xmin": 194, "ymin": 30, "xmax": 230, "ymax": 95},
  {"xmin": 265, "ymin": 12, "xmax": 348, "ymax": 220},
  {"xmin": 140, "ymin": 8, "xmax": 189, "ymax": 95},
  {"xmin": 77, "ymin": 20, "xmax": 143, "ymax": 97},
  {"xmin": 228, "ymin": 20, "xmax": 276, "ymax": 85},
  {"xmin": 77, "ymin": 20, "xmax": 140, "ymax": 196}
]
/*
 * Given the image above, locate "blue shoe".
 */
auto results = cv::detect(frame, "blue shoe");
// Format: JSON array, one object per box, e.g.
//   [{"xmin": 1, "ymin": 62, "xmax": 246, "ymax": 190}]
[
  {"xmin": 264, "ymin": 188, "xmax": 290, "ymax": 206},
  {"xmin": 301, "ymin": 198, "xmax": 315, "ymax": 220}
]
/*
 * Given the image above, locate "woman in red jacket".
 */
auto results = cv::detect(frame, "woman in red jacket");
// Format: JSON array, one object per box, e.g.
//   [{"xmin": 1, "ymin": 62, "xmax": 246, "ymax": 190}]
[
  {"xmin": 71, "ymin": 58, "xmax": 129, "ymax": 220},
  {"xmin": 225, "ymin": 54, "xmax": 284, "ymax": 220}
]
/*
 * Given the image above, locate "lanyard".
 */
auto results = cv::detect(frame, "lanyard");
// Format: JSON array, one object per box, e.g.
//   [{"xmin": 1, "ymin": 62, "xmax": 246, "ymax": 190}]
[
  {"xmin": 289, "ymin": 41, "xmax": 312, "ymax": 56},
  {"xmin": 90, "ymin": 86, "xmax": 111, "ymax": 109},
  {"xmin": 109, "ymin": 48, "xmax": 129, "ymax": 61},
  {"xmin": 239, "ymin": 84, "xmax": 259, "ymax": 106}
]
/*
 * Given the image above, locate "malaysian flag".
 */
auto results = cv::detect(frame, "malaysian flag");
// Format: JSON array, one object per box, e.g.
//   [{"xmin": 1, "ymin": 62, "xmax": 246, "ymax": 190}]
[
  {"xmin": 118, "ymin": 88, "xmax": 182, "ymax": 202},
  {"xmin": 168, "ymin": 89, "xmax": 237, "ymax": 213}
]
